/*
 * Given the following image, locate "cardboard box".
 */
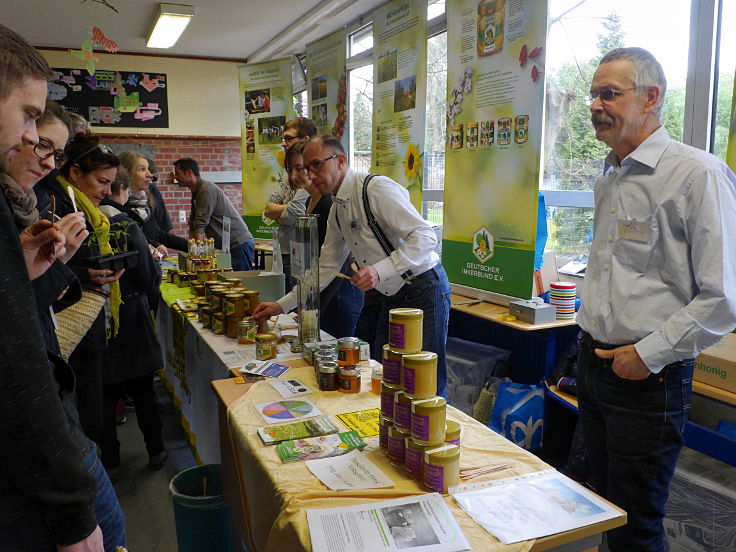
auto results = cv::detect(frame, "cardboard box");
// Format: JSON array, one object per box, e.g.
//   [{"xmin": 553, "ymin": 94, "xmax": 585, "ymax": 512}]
[
  {"xmin": 694, "ymin": 333, "xmax": 736, "ymax": 394},
  {"xmin": 218, "ymin": 270, "xmax": 285, "ymax": 302}
]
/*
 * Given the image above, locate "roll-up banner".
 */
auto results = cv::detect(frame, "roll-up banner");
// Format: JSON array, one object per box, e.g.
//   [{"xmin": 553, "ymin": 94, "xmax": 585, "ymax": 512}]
[
  {"xmin": 239, "ymin": 58, "xmax": 294, "ymax": 238},
  {"xmin": 371, "ymin": 0, "xmax": 428, "ymax": 211},
  {"xmin": 442, "ymin": 0, "xmax": 548, "ymax": 299}
]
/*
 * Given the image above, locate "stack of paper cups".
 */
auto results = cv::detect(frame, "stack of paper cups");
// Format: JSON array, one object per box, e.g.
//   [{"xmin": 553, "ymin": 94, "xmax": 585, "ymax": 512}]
[{"xmin": 550, "ymin": 281, "xmax": 576, "ymax": 320}]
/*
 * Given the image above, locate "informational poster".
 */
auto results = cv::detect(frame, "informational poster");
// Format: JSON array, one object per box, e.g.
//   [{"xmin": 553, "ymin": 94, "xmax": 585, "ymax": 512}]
[
  {"xmin": 726, "ymin": 70, "xmax": 736, "ymax": 173},
  {"xmin": 50, "ymin": 68, "xmax": 169, "ymax": 127},
  {"xmin": 306, "ymin": 29, "xmax": 348, "ymax": 147},
  {"xmin": 442, "ymin": 0, "xmax": 548, "ymax": 299},
  {"xmin": 371, "ymin": 0, "xmax": 428, "ymax": 210},
  {"xmin": 239, "ymin": 59, "xmax": 294, "ymax": 238}
]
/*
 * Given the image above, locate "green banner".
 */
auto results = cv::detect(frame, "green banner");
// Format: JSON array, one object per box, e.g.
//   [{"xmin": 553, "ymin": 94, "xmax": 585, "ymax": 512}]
[
  {"xmin": 239, "ymin": 59, "xmax": 294, "ymax": 238},
  {"xmin": 443, "ymin": 0, "xmax": 548, "ymax": 298},
  {"xmin": 371, "ymin": 0, "xmax": 428, "ymax": 211},
  {"xmin": 306, "ymin": 29, "xmax": 348, "ymax": 147}
]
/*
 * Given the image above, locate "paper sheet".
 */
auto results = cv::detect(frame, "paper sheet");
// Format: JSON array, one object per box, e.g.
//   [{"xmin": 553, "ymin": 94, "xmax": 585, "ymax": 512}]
[{"xmin": 305, "ymin": 449, "xmax": 393, "ymax": 490}]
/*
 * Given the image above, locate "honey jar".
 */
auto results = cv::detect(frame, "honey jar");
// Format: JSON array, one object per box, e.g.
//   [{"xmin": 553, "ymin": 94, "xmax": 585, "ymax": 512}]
[
  {"xmin": 338, "ymin": 366, "xmax": 361, "ymax": 394},
  {"xmin": 225, "ymin": 277, "xmax": 242, "ymax": 288},
  {"xmin": 381, "ymin": 345, "xmax": 405, "ymax": 386},
  {"xmin": 402, "ymin": 352, "xmax": 437, "ymax": 399},
  {"xmin": 388, "ymin": 308, "xmax": 423, "ymax": 353},
  {"xmin": 243, "ymin": 290, "xmax": 260, "ymax": 315},
  {"xmin": 226, "ymin": 315, "xmax": 243, "ymax": 338},
  {"xmin": 255, "ymin": 333, "xmax": 278, "ymax": 360},
  {"xmin": 213, "ymin": 312, "xmax": 226, "ymax": 335},
  {"xmin": 393, "ymin": 390, "xmax": 412, "ymax": 432},
  {"xmin": 192, "ymin": 284, "xmax": 206, "ymax": 297},
  {"xmin": 237, "ymin": 318, "xmax": 257, "ymax": 344},
  {"xmin": 200, "ymin": 306, "xmax": 215, "ymax": 329},
  {"xmin": 379, "ymin": 414, "xmax": 392, "ymax": 450},
  {"xmin": 337, "ymin": 337, "xmax": 361, "ymax": 367},
  {"xmin": 445, "ymin": 420, "xmax": 461, "ymax": 446},
  {"xmin": 224, "ymin": 293, "xmax": 246, "ymax": 317},
  {"xmin": 411, "ymin": 396, "xmax": 447, "ymax": 446},
  {"xmin": 318, "ymin": 361, "xmax": 339, "ymax": 391},
  {"xmin": 405, "ymin": 438, "xmax": 435, "ymax": 480},
  {"xmin": 423, "ymin": 444, "xmax": 460, "ymax": 494},
  {"xmin": 387, "ymin": 426, "xmax": 408, "ymax": 465},
  {"xmin": 380, "ymin": 381, "xmax": 400, "ymax": 421}
]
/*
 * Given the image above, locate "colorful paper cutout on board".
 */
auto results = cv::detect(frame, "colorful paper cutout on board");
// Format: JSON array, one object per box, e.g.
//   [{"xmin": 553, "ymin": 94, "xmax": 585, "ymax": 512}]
[
  {"xmin": 90, "ymin": 26, "xmax": 119, "ymax": 53},
  {"xmin": 69, "ymin": 39, "xmax": 99, "ymax": 75}
]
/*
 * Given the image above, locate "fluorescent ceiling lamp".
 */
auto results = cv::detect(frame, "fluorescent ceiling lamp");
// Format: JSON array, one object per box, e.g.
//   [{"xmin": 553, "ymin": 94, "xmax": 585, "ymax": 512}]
[{"xmin": 146, "ymin": 4, "xmax": 194, "ymax": 49}]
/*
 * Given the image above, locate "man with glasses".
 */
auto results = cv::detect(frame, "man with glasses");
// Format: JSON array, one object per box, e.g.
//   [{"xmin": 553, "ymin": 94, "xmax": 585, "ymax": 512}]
[
  {"xmin": 0, "ymin": 24, "xmax": 105, "ymax": 551},
  {"xmin": 577, "ymin": 47, "xmax": 736, "ymax": 552},
  {"xmin": 173, "ymin": 157, "xmax": 255, "ymax": 271},
  {"xmin": 254, "ymin": 135, "xmax": 451, "ymax": 397}
]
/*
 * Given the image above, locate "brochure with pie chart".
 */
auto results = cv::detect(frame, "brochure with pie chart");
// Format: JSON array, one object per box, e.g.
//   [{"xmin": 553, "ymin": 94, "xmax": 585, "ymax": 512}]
[{"xmin": 255, "ymin": 399, "xmax": 324, "ymax": 424}]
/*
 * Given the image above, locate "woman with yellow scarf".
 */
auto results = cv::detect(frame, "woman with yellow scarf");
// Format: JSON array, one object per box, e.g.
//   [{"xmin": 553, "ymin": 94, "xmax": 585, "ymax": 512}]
[{"xmin": 38, "ymin": 134, "xmax": 124, "ymax": 448}]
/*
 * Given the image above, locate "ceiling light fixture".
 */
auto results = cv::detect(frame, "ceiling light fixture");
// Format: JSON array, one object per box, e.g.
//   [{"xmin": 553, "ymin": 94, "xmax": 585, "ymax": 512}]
[{"xmin": 146, "ymin": 3, "xmax": 194, "ymax": 49}]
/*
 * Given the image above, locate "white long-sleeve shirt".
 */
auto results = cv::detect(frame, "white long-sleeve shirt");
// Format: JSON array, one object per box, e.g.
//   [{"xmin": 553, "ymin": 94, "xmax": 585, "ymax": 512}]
[
  {"xmin": 277, "ymin": 169, "xmax": 439, "ymax": 313},
  {"xmin": 578, "ymin": 126, "xmax": 736, "ymax": 372}
]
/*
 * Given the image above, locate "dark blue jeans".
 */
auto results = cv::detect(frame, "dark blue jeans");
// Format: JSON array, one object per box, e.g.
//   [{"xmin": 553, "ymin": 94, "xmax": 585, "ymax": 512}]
[
  {"xmin": 356, "ymin": 265, "xmax": 451, "ymax": 398},
  {"xmin": 230, "ymin": 238, "xmax": 255, "ymax": 271},
  {"xmin": 85, "ymin": 445, "xmax": 127, "ymax": 552},
  {"xmin": 577, "ymin": 332, "xmax": 692, "ymax": 552}
]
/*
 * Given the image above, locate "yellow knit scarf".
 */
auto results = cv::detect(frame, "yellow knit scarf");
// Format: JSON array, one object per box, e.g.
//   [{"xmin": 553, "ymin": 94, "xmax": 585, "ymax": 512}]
[{"xmin": 58, "ymin": 175, "xmax": 122, "ymax": 337}]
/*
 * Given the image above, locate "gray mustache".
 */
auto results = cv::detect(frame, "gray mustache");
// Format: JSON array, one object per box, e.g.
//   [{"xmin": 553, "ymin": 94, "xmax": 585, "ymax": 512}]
[{"xmin": 592, "ymin": 114, "xmax": 614, "ymax": 126}]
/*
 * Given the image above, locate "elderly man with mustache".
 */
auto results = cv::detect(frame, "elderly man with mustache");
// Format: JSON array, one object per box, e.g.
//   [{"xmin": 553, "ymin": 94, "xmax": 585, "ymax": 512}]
[{"xmin": 575, "ymin": 47, "xmax": 736, "ymax": 552}]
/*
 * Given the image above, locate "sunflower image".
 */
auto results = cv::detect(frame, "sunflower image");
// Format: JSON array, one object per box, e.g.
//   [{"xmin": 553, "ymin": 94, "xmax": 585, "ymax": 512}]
[{"xmin": 403, "ymin": 143, "xmax": 423, "ymax": 189}]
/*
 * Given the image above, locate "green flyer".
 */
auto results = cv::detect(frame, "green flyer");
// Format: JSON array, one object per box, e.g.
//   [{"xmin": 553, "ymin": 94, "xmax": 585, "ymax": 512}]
[
  {"xmin": 306, "ymin": 29, "xmax": 348, "ymax": 147},
  {"xmin": 443, "ymin": 0, "xmax": 548, "ymax": 298},
  {"xmin": 371, "ymin": 0, "xmax": 428, "ymax": 211},
  {"xmin": 239, "ymin": 59, "xmax": 294, "ymax": 238}
]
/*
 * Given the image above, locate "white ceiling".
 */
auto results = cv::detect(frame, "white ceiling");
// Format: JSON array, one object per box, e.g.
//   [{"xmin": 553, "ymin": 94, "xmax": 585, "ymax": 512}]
[{"xmin": 3, "ymin": 0, "xmax": 384, "ymax": 61}]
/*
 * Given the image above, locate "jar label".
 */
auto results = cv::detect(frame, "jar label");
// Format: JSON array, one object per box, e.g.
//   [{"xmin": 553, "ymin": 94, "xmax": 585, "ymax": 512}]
[
  {"xmin": 411, "ymin": 412, "xmax": 430, "ymax": 441},
  {"xmin": 339, "ymin": 377, "xmax": 356, "ymax": 391},
  {"xmin": 383, "ymin": 358, "xmax": 401, "ymax": 385},
  {"xmin": 405, "ymin": 447, "xmax": 422, "ymax": 477},
  {"xmin": 424, "ymin": 463, "xmax": 445, "ymax": 493},
  {"xmin": 387, "ymin": 435, "xmax": 405, "ymax": 463},
  {"xmin": 380, "ymin": 392, "xmax": 394, "ymax": 418},
  {"xmin": 226, "ymin": 302, "xmax": 234, "ymax": 315},
  {"xmin": 403, "ymin": 367, "xmax": 416, "ymax": 394},
  {"xmin": 394, "ymin": 403, "xmax": 411, "ymax": 431},
  {"xmin": 247, "ymin": 327, "xmax": 256, "ymax": 339},
  {"xmin": 445, "ymin": 438, "xmax": 460, "ymax": 446},
  {"xmin": 389, "ymin": 321, "xmax": 405, "ymax": 349},
  {"xmin": 379, "ymin": 424, "xmax": 389, "ymax": 448}
]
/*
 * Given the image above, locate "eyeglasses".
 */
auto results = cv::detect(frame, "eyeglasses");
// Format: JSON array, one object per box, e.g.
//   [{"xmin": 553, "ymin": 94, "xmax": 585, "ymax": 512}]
[
  {"xmin": 306, "ymin": 153, "xmax": 338, "ymax": 174},
  {"xmin": 70, "ymin": 143, "xmax": 115, "ymax": 165},
  {"xmin": 33, "ymin": 138, "xmax": 68, "ymax": 168},
  {"xmin": 281, "ymin": 134, "xmax": 302, "ymax": 143},
  {"xmin": 585, "ymin": 87, "xmax": 642, "ymax": 106}
]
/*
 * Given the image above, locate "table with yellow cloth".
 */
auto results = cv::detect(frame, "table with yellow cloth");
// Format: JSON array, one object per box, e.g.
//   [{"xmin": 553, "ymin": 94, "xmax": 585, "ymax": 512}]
[{"xmin": 216, "ymin": 363, "xmax": 625, "ymax": 552}]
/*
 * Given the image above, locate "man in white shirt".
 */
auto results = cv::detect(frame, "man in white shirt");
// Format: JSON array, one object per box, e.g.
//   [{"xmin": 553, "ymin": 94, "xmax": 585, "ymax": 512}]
[
  {"xmin": 254, "ymin": 135, "xmax": 451, "ymax": 396},
  {"xmin": 577, "ymin": 47, "xmax": 736, "ymax": 551}
]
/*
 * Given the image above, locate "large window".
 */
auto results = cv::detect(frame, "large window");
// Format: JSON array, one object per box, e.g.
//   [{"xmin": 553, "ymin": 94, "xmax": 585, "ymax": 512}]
[
  {"xmin": 714, "ymin": 1, "xmax": 736, "ymax": 162},
  {"xmin": 349, "ymin": 64, "xmax": 373, "ymax": 172}
]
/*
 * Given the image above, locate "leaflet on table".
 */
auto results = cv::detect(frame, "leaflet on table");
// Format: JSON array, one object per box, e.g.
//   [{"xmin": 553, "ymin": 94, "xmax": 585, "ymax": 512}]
[
  {"xmin": 450, "ymin": 469, "xmax": 621, "ymax": 544},
  {"xmin": 276, "ymin": 430, "xmax": 366, "ymax": 463},
  {"xmin": 240, "ymin": 360, "xmax": 290, "ymax": 378},
  {"xmin": 267, "ymin": 378, "xmax": 313, "ymax": 398},
  {"xmin": 257, "ymin": 416, "xmax": 339, "ymax": 445},
  {"xmin": 306, "ymin": 493, "xmax": 471, "ymax": 552},
  {"xmin": 306, "ymin": 449, "xmax": 393, "ymax": 490},
  {"xmin": 335, "ymin": 408, "xmax": 380, "ymax": 437}
]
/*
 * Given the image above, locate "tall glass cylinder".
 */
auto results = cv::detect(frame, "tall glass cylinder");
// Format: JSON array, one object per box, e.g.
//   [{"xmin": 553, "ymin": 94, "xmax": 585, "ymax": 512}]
[{"xmin": 293, "ymin": 215, "xmax": 320, "ymax": 345}]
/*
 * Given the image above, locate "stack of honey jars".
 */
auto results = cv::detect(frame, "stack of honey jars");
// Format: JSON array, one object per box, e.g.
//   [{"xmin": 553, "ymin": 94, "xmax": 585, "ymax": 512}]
[
  {"xmin": 379, "ymin": 308, "xmax": 461, "ymax": 494},
  {"xmin": 196, "ymin": 278, "xmax": 260, "ymax": 343}
]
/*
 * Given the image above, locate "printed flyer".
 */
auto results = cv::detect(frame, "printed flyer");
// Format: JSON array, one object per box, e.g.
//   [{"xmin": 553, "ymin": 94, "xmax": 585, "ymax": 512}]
[
  {"xmin": 443, "ymin": 0, "xmax": 548, "ymax": 298},
  {"xmin": 371, "ymin": 0, "xmax": 428, "ymax": 210},
  {"xmin": 239, "ymin": 59, "xmax": 294, "ymax": 238},
  {"xmin": 306, "ymin": 29, "xmax": 348, "ymax": 147}
]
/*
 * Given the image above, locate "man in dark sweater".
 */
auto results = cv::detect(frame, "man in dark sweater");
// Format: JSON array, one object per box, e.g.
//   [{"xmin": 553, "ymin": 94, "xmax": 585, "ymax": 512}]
[
  {"xmin": 0, "ymin": 24, "xmax": 106, "ymax": 551},
  {"xmin": 173, "ymin": 157, "xmax": 255, "ymax": 270}
]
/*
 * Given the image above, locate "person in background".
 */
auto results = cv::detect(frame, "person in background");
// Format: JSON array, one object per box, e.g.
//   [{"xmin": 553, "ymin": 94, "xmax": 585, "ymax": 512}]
[
  {"xmin": 263, "ymin": 117, "xmax": 317, "ymax": 291},
  {"xmin": 254, "ymin": 135, "xmax": 450, "ymax": 395},
  {"xmin": 0, "ymin": 22, "xmax": 105, "ymax": 552},
  {"xmin": 145, "ymin": 156, "xmax": 179, "ymax": 241},
  {"xmin": 577, "ymin": 47, "xmax": 736, "ymax": 551},
  {"xmin": 284, "ymin": 141, "xmax": 364, "ymax": 337},
  {"xmin": 173, "ymin": 157, "xmax": 255, "ymax": 270},
  {"xmin": 118, "ymin": 151, "xmax": 187, "ymax": 253},
  {"xmin": 38, "ymin": 134, "xmax": 125, "ymax": 450},
  {"xmin": 99, "ymin": 167, "xmax": 168, "ymax": 472}
]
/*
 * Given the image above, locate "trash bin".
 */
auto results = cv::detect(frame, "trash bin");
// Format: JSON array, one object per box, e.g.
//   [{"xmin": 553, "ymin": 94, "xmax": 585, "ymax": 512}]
[{"xmin": 170, "ymin": 464, "xmax": 231, "ymax": 552}]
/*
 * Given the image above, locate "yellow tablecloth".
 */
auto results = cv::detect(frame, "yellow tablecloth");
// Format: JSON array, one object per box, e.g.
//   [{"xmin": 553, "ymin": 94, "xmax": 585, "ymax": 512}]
[{"xmin": 227, "ymin": 364, "xmax": 551, "ymax": 552}]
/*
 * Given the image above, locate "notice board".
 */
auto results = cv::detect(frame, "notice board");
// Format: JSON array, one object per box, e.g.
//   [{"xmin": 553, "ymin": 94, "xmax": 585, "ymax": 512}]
[{"xmin": 49, "ymin": 68, "xmax": 169, "ymax": 128}]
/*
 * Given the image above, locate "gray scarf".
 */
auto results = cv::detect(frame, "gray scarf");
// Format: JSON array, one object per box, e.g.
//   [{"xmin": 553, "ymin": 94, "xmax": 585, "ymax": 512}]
[{"xmin": 0, "ymin": 173, "xmax": 39, "ymax": 227}]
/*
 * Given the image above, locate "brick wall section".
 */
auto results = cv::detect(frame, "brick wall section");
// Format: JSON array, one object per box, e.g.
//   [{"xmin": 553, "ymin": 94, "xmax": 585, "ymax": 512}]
[{"xmin": 109, "ymin": 137, "xmax": 242, "ymax": 238}]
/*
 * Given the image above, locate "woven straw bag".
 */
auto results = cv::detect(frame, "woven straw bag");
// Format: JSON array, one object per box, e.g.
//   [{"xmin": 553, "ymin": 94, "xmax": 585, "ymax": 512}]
[{"xmin": 55, "ymin": 288, "xmax": 108, "ymax": 360}]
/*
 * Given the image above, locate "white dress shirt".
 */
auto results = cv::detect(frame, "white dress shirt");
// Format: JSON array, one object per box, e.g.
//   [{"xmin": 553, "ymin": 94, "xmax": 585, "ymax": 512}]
[
  {"xmin": 578, "ymin": 126, "xmax": 736, "ymax": 372},
  {"xmin": 277, "ymin": 169, "xmax": 439, "ymax": 313}
]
